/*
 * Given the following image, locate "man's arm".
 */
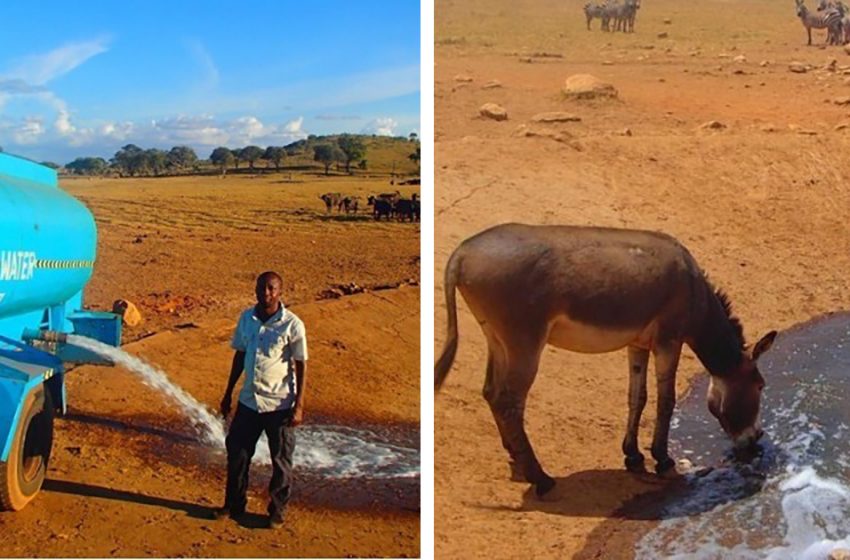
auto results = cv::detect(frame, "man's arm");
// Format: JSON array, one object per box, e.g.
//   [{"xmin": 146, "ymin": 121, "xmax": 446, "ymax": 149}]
[
  {"xmin": 220, "ymin": 351, "xmax": 246, "ymax": 417},
  {"xmin": 291, "ymin": 360, "xmax": 307, "ymax": 426}
]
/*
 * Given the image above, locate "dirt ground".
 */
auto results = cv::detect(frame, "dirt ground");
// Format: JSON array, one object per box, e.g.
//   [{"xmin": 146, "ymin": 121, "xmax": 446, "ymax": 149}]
[
  {"xmin": 0, "ymin": 174, "xmax": 420, "ymax": 557},
  {"xmin": 434, "ymin": 0, "xmax": 850, "ymax": 558}
]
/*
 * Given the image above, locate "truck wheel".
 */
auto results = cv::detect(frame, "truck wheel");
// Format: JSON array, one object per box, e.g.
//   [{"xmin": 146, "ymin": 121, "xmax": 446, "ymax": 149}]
[{"xmin": 0, "ymin": 387, "xmax": 54, "ymax": 511}]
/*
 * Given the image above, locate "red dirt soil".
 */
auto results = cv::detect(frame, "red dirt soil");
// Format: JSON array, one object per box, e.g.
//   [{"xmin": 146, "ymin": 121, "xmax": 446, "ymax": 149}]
[
  {"xmin": 435, "ymin": 0, "xmax": 850, "ymax": 557},
  {"xmin": 0, "ymin": 174, "xmax": 420, "ymax": 557}
]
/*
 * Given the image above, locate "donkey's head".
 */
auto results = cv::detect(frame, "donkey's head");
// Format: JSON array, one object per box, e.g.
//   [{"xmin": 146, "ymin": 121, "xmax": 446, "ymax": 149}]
[{"xmin": 706, "ymin": 330, "xmax": 777, "ymax": 450}]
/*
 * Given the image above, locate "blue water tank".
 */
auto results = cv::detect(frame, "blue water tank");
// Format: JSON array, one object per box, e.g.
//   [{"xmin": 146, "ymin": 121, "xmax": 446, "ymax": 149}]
[{"xmin": 0, "ymin": 153, "xmax": 96, "ymax": 341}]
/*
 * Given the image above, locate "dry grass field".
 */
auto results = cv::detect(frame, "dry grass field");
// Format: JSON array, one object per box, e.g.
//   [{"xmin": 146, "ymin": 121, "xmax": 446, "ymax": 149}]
[
  {"xmin": 435, "ymin": 0, "xmax": 850, "ymax": 557},
  {"xmin": 0, "ymin": 172, "xmax": 420, "ymax": 557}
]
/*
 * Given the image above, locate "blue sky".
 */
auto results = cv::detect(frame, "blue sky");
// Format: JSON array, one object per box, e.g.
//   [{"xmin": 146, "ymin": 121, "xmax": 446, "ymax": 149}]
[{"xmin": 0, "ymin": 1, "xmax": 420, "ymax": 164}]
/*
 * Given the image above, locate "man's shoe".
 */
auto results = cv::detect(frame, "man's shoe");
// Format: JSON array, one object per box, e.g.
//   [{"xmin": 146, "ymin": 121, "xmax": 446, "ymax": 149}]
[
  {"xmin": 268, "ymin": 513, "xmax": 285, "ymax": 529},
  {"xmin": 211, "ymin": 506, "xmax": 244, "ymax": 521}
]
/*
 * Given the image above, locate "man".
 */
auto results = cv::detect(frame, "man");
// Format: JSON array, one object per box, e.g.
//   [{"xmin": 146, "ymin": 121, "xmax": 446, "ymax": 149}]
[{"xmin": 213, "ymin": 271, "xmax": 308, "ymax": 528}]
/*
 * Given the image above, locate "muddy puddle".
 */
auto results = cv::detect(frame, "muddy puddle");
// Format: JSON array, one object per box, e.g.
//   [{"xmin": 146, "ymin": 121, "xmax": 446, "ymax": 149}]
[
  {"xmin": 58, "ymin": 411, "xmax": 420, "ymax": 512},
  {"xmin": 636, "ymin": 313, "xmax": 850, "ymax": 559},
  {"xmin": 55, "ymin": 334, "xmax": 419, "ymax": 513}
]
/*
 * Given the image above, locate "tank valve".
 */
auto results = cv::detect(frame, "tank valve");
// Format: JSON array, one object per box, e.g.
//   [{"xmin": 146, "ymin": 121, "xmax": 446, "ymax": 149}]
[{"xmin": 21, "ymin": 329, "xmax": 68, "ymax": 344}]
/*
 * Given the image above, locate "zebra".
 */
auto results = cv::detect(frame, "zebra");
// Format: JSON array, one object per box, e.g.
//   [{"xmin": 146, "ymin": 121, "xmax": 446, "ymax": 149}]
[
  {"xmin": 614, "ymin": 0, "xmax": 640, "ymax": 32},
  {"xmin": 599, "ymin": 0, "xmax": 621, "ymax": 32},
  {"xmin": 797, "ymin": 0, "xmax": 843, "ymax": 45},
  {"xmin": 583, "ymin": 2, "xmax": 606, "ymax": 30},
  {"xmin": 819, "ymin": 0, "xmax": 850, "ymax": 44}
]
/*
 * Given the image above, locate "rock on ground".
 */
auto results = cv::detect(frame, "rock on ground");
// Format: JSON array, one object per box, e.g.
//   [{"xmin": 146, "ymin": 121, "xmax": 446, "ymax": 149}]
[
  {"xmin": 698, "ymin": 120, "xmax": 727, "ymax": 130},
  {"xmin": 563, "ymin": 74, "xmax": 618, "ymax": 99},
  {"xmin": 480, "ymin": 103, "xmax": 508, "ymax": 121},
  {"xmin": 531, "ymin": 112, "xmax": 582, "ymax": 123},
  {"xmin": 789, "ymin": 62, "xmax": 809, "ymax": 73}
]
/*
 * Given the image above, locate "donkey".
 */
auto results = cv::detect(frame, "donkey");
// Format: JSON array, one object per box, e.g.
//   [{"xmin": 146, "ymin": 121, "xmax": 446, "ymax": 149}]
[{"xmin": 435, "ymin": 224, "xmax": 777, "ymax": 497}]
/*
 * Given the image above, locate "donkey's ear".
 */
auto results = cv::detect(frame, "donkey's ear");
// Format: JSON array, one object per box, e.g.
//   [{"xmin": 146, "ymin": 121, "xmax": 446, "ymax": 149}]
[{"xmin": 752, "ymin": 330, "xmax": 778, "ymax": 361}]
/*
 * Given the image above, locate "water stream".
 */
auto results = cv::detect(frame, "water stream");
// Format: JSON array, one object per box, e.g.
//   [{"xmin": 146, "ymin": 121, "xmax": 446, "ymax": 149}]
[{"xmin": 67, "ymin": 334, "xmax": 420, "ymax": 480}]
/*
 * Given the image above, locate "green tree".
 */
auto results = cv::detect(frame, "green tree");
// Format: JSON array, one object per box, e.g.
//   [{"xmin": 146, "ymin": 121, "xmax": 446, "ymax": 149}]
[
  {"xmin": 145, "ymin": 149, "xmax": 168, "ymax": 176},
  {"xmin": 41, "ymin": 161, "xmax": 61, "ymax": 170},
  {"xmin": 241, "ymin": 145, "xmax": 264, "ymax": 170},
  {"xmin": 337, "ymin": 134, "xmax": 366, "ymax": 174},
  {"xmin": 210, "ymin": 147, "xmax": 234, "ymax": 176},
  {"xmin": 232, "ymin": 147, "xmax": 243, "ymax": 170},
  {"xmin": 409, "ymin": 132, "xmax": 418, "ymax": 142},
  {"xmin": 112, "ymin": 144, "xmax": 145, "ymax": 176},
  {"xmin": 167, "ymin": 145, "xmax": 198, "ymax": 173},
  {"xmin": 264, "ymin": 146, "xmax": 286, "ymax": 171},
  {"xmin": 313, "ymin": 144, "xmax": 343, "ymax": 175},
  {"xmin": 65, "ymin": 157, "xmax": 108, "ymax": 175}
]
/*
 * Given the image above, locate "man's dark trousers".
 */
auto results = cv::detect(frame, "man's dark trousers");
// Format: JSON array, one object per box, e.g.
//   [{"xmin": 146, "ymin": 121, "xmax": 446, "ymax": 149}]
[{"xmin": 224, "ymin": 403, "xmax": 296, "ymax": 518}]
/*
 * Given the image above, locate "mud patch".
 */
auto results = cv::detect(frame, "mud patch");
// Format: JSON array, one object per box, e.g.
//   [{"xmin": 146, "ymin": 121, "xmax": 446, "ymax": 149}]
[{"xmin": 57, "ymin": 410, "xmax": 420, "ymax": 513}]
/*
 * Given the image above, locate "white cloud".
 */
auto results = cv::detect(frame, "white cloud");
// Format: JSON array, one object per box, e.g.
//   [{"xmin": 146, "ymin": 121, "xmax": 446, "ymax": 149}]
[
  {"xmin": 227, "ymin": 116, "xmax": 265, "ymax": 143},
  {"xmin": 151, "ymin": 115, "xmax": 229, "ymax": 146},
  {"xmin": 99, "ymin": 121, "xmax": 134, "ymax": 141},
  {"xmin": 284, "ymin": 117, "xmax": 304, "ymax": 135},
  {"xmin": 185, "ymin": 39, "xmax": 219, "ymax": 89},
  {"xmin": 361, "ymin": 117, "xmax": 398, "ymax": 136},
  {"xmin": 52, "ymin": 106, "xmax": 99, "ymax": 146},
  {"xmin": 146, "ymin": 114, "xmax": 308, "ymax": 148},
  {"xmin": 1, "ymin": 111, "xmax": 311, "ymax": 161},
  {"xmin": 12, "ymin": 117, "xmax": 45, "ymax": 144},
  {"xmin": 55, "ymin": 109, "xmax": 75, "ymax": 135},
  {"xmin": 6, "ymin": 37, "xmax": 110, "ymax": 85}
]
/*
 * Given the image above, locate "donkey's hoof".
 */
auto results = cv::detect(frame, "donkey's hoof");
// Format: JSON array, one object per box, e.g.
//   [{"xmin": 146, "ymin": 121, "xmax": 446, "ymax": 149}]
[
  {"xmin": 624, "ymin": 453, "xmax": 646, "ymax": 473},
  {"xmin": 654, "ymin": 457, "xmax": 676, "ymax": 476},
  {"xmin": 534, "ymin": 475, "xmax": 556, "ymax": 498}
]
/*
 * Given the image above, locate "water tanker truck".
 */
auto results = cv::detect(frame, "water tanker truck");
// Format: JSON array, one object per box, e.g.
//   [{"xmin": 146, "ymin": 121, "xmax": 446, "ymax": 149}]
[{"xmin": 0, "ymin": 153, "xmax": 122, "ymax": 510}]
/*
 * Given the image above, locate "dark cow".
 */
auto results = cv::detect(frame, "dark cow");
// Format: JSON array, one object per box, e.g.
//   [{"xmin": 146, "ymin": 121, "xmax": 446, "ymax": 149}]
[
  {"xmin": 367, "ymin": 196, "xmax": 393, "ymax": 221},
  {"xmin": 394, "ymin": 199, "xmax": 415, "ymax": 222},
  {"xmin": 411, "ymin": 198, "xmax": 420, "ymax": 222},
  {"xmin": 320, "ymin": 192, "xmax": 342, "ymax": 212},
  {"xmin": 377, "ymin": 190, "xmax": 402, "ymax": 204},
  {"xmin": 394, "ymin": 198, "xmax": 420, "ymax": 222}
]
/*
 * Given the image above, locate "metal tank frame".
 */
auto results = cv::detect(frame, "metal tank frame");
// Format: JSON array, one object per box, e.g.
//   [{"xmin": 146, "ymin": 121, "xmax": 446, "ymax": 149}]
[{"xmin": 0, "ymin": 152, "xmax": 122, "ymax": 511}]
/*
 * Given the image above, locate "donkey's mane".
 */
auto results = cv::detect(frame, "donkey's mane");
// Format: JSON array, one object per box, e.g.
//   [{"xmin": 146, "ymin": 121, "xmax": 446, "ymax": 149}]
[
  {"xmin": 690, "ymin": 273, "xmax": 749, "ymax": 375},
  {"xmin": 700, "ymin": 271, "xmax": 747, "ymax": 348},
  {"xmin": 713, "ymin": 288, "xmax": 746, "ymax": 350}
]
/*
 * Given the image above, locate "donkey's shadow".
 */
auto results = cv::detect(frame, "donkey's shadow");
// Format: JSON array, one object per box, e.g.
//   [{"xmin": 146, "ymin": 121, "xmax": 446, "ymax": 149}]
[{"xmin": 475, "ymin": 466, "xmax": 763, "ymax": 520}]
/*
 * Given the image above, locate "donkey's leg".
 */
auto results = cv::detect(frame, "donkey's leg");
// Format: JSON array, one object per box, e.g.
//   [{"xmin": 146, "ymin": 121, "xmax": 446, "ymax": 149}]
[
  {"xmin": 485, "ymin": 339, "xmax": 554, "ymax": 497},
  {"xmin": 650, "ymin": 341, "xmax": 682, "ymax": 474},
  {"xmin": 622, "ymin": 346, "xmax": 649, "ymax": 472},
  {"xmin": 482, "ymin": 347, "xmax": 524, "ymax": 482}
]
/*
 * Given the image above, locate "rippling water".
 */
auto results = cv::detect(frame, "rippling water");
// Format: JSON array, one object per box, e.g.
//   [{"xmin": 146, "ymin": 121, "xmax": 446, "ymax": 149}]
[{"xmin": 637, "ymin": 313, "xmax": 850, "ymax": 560}]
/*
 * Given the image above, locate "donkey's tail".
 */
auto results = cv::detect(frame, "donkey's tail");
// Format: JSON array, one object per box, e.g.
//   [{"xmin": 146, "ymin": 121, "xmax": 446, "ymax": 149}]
[{"xmin": 435, "ymin": 248, "xmax": 462, "ymax": 391}]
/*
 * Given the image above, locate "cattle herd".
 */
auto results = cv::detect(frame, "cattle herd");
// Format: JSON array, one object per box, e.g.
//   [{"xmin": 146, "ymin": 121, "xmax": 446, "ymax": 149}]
[
  {"xmin": 583, "ymin": 0, "xmax": 641, "ymax": 32},
  {"xmin": 319, "ymin": 191, "xmax": 420, "ymax": 222},
  {"xmin": 796, "ymin": 0, "xmax": 850, "ymax": 45}
]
